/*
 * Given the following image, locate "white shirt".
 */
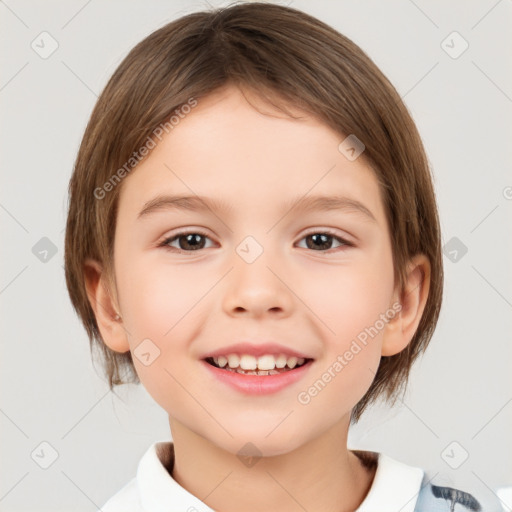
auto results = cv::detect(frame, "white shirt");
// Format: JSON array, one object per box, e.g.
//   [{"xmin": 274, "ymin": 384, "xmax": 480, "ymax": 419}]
[{"xmin": 98, "ymin": 441, "xmax": 501, "ymax": 512}]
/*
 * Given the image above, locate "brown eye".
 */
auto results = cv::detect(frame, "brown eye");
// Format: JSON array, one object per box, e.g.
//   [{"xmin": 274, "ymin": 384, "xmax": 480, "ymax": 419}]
[
  {"xmin": 160, "ymin": 231, "xmax": 214, "ymax": 253},
  {"xmin": 297, "ymin": 231, "xmax": 352, "ymax": 252},
  {"xmin": 158, "ymin": 229, "xmax": 353, "ymax": 254}
]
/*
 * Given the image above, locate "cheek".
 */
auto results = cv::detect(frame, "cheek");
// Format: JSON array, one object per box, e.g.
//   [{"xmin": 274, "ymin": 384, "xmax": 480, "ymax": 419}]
[
  {"xmin": 114, "ymin": 256, "xmax": 208, "ymax": 400},
  {"xmin": 297, "ymin": 277, "xmax": 387, "ymax": 419},
  {"xmin": 300, "ymin": 253, "xmax": 395, "ymax": 343},
  {"xmin": 116, "ymin": 253, "xmax": 201, "ymax": 338},
  {"xmin": 295, "ymin": 253, "xmax": 393, "ymax": 404}
]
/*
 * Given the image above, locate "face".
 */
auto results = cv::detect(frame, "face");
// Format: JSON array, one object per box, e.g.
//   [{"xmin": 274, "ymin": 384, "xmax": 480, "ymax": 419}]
[{"xmin": 110, "ymin": 85, "xmax": 398, "ymax": 456}]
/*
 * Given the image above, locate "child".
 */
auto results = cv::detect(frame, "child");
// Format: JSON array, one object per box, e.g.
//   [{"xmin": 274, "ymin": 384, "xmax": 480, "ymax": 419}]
[{"xmin": 64, "ymin": 2, "xmax": 503, "ymax": 511}]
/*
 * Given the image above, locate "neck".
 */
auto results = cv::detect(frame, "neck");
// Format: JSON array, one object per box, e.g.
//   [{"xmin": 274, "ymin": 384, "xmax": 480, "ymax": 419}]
[{"xmin": 168, "ymin": 417, "xmax": 376, "ymax": 512}]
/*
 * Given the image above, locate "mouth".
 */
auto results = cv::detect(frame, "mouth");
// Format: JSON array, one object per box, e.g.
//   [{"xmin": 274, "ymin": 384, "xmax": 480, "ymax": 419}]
[{"xmin": 204, "ymin": 354, "xmax": 314, "ymax": 376}]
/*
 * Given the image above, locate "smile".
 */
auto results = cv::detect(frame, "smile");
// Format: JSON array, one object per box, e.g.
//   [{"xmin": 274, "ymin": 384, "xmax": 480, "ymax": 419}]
[
  {"xmin": 205, "ymin": 353, "xmax": 311, "ymax": 375},
  {"xmin": 202, "ymin": 355, "xmax": 315, "ymax": 395}
]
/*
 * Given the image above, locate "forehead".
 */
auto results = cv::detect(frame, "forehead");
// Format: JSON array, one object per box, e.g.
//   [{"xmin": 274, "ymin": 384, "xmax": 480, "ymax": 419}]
[{"xmin": 116, "ymin": 85, "xmax": 386, "ymax": 226}]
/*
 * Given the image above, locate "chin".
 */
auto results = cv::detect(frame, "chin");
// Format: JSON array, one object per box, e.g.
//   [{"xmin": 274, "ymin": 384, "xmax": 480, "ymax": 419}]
[{"xmin": 218, "ymin": 426, "xmax": 307, "ymax": 459}]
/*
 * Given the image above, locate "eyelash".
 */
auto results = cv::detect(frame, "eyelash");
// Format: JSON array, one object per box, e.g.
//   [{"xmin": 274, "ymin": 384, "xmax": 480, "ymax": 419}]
[{"xmin": 157, "ymin": 229, "xmax": 354, "ymax": 255}]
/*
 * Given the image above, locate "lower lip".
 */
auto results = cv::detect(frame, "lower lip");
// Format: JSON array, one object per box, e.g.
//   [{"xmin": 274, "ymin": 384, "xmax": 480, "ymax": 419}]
[{"xmin": 201, "ymin": 360, "xmax": 314, "ymax": 395}]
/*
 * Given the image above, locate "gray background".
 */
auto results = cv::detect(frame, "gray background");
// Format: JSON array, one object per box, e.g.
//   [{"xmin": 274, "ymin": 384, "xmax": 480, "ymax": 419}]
[{"xmin": 1, "ymin": 0, "xmax": 511, "ymax": 510}]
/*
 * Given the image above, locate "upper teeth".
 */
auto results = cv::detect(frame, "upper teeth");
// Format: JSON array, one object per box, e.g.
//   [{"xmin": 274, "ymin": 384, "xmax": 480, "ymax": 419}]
[{"xmin": 213, "ymin": 354, "xmax": 306, "ymax": 370}]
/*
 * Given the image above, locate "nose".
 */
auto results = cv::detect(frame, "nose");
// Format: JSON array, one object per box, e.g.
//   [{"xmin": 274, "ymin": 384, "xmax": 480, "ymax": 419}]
[{"xmin": 221, "ymin": 246, "xmax": 295, "ymax": 319}]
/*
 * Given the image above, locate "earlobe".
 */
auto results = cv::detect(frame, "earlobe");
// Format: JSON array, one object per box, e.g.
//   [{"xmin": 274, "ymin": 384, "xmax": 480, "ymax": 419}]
[
  {"xmin": 83, "ymin": 259, "xmax": 130, "ymax": 353},
  {"xmin": 381, "ymin": 254, "xmax": 431, "ymax": 357}
]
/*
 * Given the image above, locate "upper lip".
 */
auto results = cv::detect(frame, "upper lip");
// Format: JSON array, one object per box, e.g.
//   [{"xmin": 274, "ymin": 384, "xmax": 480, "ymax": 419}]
[{"xmin": 201, "ymin": 342, "xmax": 314, "ymax": 360}]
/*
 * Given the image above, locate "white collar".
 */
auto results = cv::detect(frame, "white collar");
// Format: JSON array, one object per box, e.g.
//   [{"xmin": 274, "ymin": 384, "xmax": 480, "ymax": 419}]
[
  {"xmin": 137, "ymin": 441, "xmax": 424, "ymax": 512},
  {"xmin": 355, "ymin": 451, "xmax": 424, "ymax": 511},
  {"xmin": 137, "ymin": 441, "xmax": 213, "ymax": 512}
]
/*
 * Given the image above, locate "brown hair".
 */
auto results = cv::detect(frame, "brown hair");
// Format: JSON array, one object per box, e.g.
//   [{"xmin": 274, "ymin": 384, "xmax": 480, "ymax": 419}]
[{"xmin": 64, "ymin": 1, "xmax": 443, "ymax": 423}]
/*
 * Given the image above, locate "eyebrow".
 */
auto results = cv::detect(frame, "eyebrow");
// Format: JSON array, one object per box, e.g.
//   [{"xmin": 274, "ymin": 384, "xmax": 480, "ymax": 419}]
[{"xmin": 137, "ymin": 194, "xmax": 377, "ymax": 223}]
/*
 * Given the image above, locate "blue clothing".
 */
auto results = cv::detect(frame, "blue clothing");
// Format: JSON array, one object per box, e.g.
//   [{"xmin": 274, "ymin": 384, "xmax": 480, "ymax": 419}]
[{"xmin": 415, "ymin": 472, "xmax": 503, "ymax": 511}]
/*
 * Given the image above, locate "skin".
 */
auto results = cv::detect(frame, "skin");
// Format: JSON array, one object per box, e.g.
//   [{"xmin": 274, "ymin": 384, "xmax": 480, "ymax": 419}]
[{"xmin": 85, "ymin": 84, "xmax": 430, "ymax": 512}]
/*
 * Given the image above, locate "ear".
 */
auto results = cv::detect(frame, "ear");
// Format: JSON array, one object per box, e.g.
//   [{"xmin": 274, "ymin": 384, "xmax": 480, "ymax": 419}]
[
  {"xmin": 83, "ymin": 259, "xmax": 130, "ymax": 353},
  {"xmin": 381, "ymin": 253, "xmax": 431, "ymax": 357}
]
